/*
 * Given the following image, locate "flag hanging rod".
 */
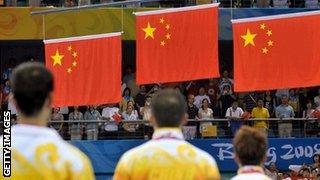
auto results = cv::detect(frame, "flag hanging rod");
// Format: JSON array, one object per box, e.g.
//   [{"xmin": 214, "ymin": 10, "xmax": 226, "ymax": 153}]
[{"xmin": 30, "ymin": 0, "xmax": 161, "ymax": 16}]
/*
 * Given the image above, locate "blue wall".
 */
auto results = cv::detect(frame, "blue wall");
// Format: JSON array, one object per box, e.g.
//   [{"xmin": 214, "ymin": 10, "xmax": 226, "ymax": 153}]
[{"xmin": 71, "ymin": 138, "xmax": 320, "ymax": 178}]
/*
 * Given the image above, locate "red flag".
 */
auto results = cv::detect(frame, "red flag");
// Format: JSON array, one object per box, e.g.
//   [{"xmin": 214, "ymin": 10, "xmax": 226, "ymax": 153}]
[
  {"xmin": 135, "ymin": 4, "xmax": 220, "ymax": 85},
  {"xmin": 232, "ymin": 11, "xmax": 320, "ymax": 92},
  {"xmin": 44, "ymin": 33, "xmax": 122, "ymax": 107}
]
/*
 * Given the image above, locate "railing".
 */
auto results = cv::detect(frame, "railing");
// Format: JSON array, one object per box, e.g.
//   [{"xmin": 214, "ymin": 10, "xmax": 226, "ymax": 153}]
[{"xmin": 39, "ymin": 118, "xmax": 320, "ymax": 140}]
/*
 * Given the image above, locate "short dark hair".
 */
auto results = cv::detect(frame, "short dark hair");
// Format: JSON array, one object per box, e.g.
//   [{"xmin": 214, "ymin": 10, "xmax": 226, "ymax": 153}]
[
  {"xmin": 233, "ymin": 126, "xmax": 267, "ymax": 166},
  {"xmin": 151, "ymin": 89, "xmax": 186, "ymax": 127},
  {"xmin": 11, "ymin": 62, "xmax": 53, "ymax": 117}
]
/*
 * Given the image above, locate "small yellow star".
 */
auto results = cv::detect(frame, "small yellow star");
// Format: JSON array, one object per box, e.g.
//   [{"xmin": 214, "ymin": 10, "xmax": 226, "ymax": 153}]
[
  {"xmin": 267, "ymin": 40, "xmax": 273, "ymax": 46},
  {"xmin": 165, "ymin": 24, "xmax": 170, "ymax": 30},
  {"xmin": 160, "ymin": 41, "xmax": 166, "ymax": 46},
  {"xmin": 67, "ymin": 68, "xmax": 72, "ymax": 73},
  {"xmin": 142, "ymin": 22, "xmax": 156, "ymax": 39},
  {"xmin": 51, "ymin": 50, "xmax": 64, "ymax": 66},
  {"xmin": 72, "ymin": 52, "xmax": 77, "ymax": 58},
  {"xmin": 241, "ymin": 29, "xmax": 257, "ymax": 47},
  {"xmin": 262, "ymin": 47, "xmax": 268, "ymax": 54},
  {"xmin": 160, "ymin": 18, "xmax": 164, "ymax": 24},
  {"xmin": 267, "ymin": 30, "xmax": 272, "ymax": 36},
  {"xmin": 260, "ymin": 24, "xmax": 266, "ymax": 30},
  {"xmin": 72, "ymin": 61, "xmax": 77, "ymax": 67},
  {"xmin": 165, "ymin": 33, "xmax": 171, "ymax": 40}
]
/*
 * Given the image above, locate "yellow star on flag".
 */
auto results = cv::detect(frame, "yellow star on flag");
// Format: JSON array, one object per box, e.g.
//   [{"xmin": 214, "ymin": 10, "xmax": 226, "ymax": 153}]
[
  {"xmin": 68, "ymin": 46, "xmax": 72, "ymax": 51},
  {"xmin": 267, "ymin": 30, "xmax": 272, "ymax": 36},
  {"xmin": 142, "ymin": 22, "xmax": 156, "ymax": 39},
  {"xmin": 51, "ymin": 50, "xmax": 64, "ymax": 66},
  {"xmin": 241, "ymin": 29, "xmax": 257, "ymax": 47},
  {"xmin": 165, "ymin": 33, "xmax": 171, "ymax": 40},
  {"xmin": 267, "ymin": 40, "xmax": 273, "ymax": 46},
  {"xmin": 262, "ymin": 47, "xmax": 268, "ymax": 54},
  {"xmin": 67, "ymin": 68, "xmax": 72, "ymax": 73},
  {"xmin": 260, "ymin": 24, "xmax": 266, "ymax": 30},
  {"xmin": 160, "ymin": 18, "xmax": 164, "ymax": 24},
  {"xmin": 72, "ymin": 61, "xmax": 77, "ymax": 67},
  {"xmin": 165, "ymin": 24, "xmax": 170, "ymax": 30},
  {"xmin": 72, "ymin": 52, "xmax": 78, "ymax": 58},
  {"xmin": 160, "ymin": 41, "xmax": 166, "ymax": 46}
]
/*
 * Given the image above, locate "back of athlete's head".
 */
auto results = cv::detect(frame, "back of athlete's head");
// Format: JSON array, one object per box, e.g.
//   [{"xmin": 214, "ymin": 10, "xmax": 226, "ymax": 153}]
[
  {"xmin": 11, "ymin": 62, "xmax": 53, "ymax": 118},
  {"xmin": 233, "ymin": 126, "xmax": 267, "ymax": 166},
  {"xmin": 151, "ymin": 89, "xmax": 186, "ymax": 128}
]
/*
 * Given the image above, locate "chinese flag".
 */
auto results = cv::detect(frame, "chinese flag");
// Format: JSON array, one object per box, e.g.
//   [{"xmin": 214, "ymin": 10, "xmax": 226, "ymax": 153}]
[
  {"xmin": 233, "ymin": 12, "xmax": 320, "ymax": 92},
  {"xmin": 135, "ymin": 4, "xmax": 220, "ymax": 85},
  {"xmin": 44, "ymin": 33, "xmax": 122, "ymax": 107}
]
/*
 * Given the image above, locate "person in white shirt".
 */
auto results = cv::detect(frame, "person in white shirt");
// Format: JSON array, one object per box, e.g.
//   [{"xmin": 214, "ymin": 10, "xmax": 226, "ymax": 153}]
[
  {"xmin": 102, "ymin": 104, "xmax": 120, "ymax": 132},
  {"xmin": 198, "ymin": 98, "xmax": 213, "ymax": 135},
  {"xmin": 122, "ymin": 105, "xmax": 139, "ymax": 132},
  {"xmin": 0, "ymin": 62, "xmax": 94, "ymax": 179},
  {"xmin": 225, "ymin": 101, "xmax": 244, "ymax": 136},
  {"xmin": 194, "ymin": 87, "xmax": 211, "ymax": 108},
  {"xmin": 114, "ymin": 89, "xmax": 220, "ymax": 180},
  {"xmin": 232, "ymin": 126, "xmax": 271, "ymax": 180}
]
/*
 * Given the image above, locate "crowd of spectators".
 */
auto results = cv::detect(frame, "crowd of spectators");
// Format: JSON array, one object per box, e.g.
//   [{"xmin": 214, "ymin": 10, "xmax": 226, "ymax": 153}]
[
  {"xmin": 264, "ymin": 154, "xmax": 320, "ymax": 180},
  {"xmin": 1, "ymin": 66, "xmax": 320, "ymax": 140}
]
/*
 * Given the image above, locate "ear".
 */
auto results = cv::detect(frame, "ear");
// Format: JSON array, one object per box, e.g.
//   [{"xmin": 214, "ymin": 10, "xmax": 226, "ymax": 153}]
[
  {"xmin": 234, "ymin": 154, "xmax": 242, "ymax": 167},
  {"xmin": 149, "ymin": 116, "xmax": 157, "ymax": 128},
  {"xmin": 181, "ymin": 114, "xmax": 188, "ymax": 126}
]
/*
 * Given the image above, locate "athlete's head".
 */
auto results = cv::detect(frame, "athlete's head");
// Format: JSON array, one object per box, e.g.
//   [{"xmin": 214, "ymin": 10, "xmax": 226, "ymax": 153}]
[
  {"xmin": 11, "ymin": 62, "xmax": 53, "ymax": 122},
  {"xmin": 233, "ymin": 126, "xmax": 267, "ymax": 166},
  {"xmin": 150, "ymin": 89, "xmax": 187, "ymax": 128}
]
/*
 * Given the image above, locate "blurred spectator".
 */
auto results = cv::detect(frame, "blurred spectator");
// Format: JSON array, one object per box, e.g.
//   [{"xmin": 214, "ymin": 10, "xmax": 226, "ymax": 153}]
[
  {"xmin": 264, "ymin": 90, "xmax": 276, "ymax": 116},
  {"xmin": 275, "ymin": 96, "xmax": 295, "ymax": 138},
  {"xmin": 288, "ymin": 89, "xmax": 299, "ymax": 117},
  {"xmin": 1, "ymin": 79, "xmax": 11, "ymax": 109},
  {"xmin": 265, "ymin": 162, "xmax": 279, "ymax": 180},
  {"xmin": 206, "ymin": 78, "xmax": 220, "ymax": 108},
  {"xmin": 299, "ymin": 88, "xmax": 312, "ymax": 115},
  {"xmin": 232, "ymin": 126, "xmax": 270, "ymax": 180},
  {"xmin": 68, "ymin": 106, "xmax": 83, "ymax": 140},
  {"xmin": 198, "ymin": 98, "xmax": 213, "ymax": 135},
  {"xmin": 276, "ymin": 89, "xmax": 289, "ymax": 104},
  {"xmin": 187, "ymin": 94, "xmax": 199, "ymax": 119},
  {"xmin": 135, "ymin": 85, "xmax": 147, "ymax": 110},
  {"xmin": 64, "ymin": 0, "xmax": 75, "ymax": 6},
  {"xmin": 7, "ymin": 96, "xmax": 17, "ymax": 123},
  {"xmin": 312, "ymin": 154, "xmax": 320, "ymax": 169},
  {"xmin": 251, "ymin": 99, "xmax": 270, "ymax": 134},
  {"xmin": 122, "ymin": 105, "xmax": 139, "ymax": 132},
  {"xmin": 218, "ymin": 85, "xmax": 236, "ymax": 116},
  {"xmin": 185, "ymin": 81, "xmax": 200, "ymax": 96},
  {"xmin": 256, "ymin": 0, "xmax": 270, "ymax": 7},
  {"xmin": 119, "ymin": 87, "xmax": 135, "ymax": 112},
  {"xmin": 140, "ymin": 96, "xmax": 152, "ymax": 121},
  {"xmin": 148, "ymin": 84, "xmax": 160, "ymax": 97},
  {"xmin": 59, "ymin": 106, "xmax": 69, "ymax": 120},
  {"xmin": 305, "ymin": 0, "xmax": 319, "ymax": 8},
  {"xmin": 225, "ymin": 101, "xmax": 244, "ymax": 136},
  {"xmin": 243, "ymin": 92, "xmax": 258, "ymax": 113},
  {"xmin": 303, "ymin": 101, "xmax": 315, "ymax": 118},
  {"xmin": 289, "ymin": 0, "xmax": 305, "ymax": 7},
  {"xmin": 194, "ymin": 87, "xmax": 211, "ymax": 109},
  {"xmin": 273, "ymin": 0, "xmax": 289, "ymax": 7},
  {"xmin": 123, "ymin": 65, "xmax": 134, "ymax": 85},
  {"xmin": 102, "ymin": 104, "xmax": 120, "ymax": 132},
  {"xmin": 84, "ymin": 105, "xmax": 102, "ymax": 140},
  {"xmin": 51, "ymin": 107, "xmax": 64, "ymax": 134},
  {"xmin": 218, "ymin": 70, "xmax": 233, "ymax": 93},
  {"xmin": 314, "ymin": 88, "xmax": 320, "ymax": 109}
]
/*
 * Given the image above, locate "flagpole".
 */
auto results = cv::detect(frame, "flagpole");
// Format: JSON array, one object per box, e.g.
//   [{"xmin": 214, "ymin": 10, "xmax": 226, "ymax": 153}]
[{"xmin": 30, "ymin": 0, "xmax": 161, "ymax": 16}]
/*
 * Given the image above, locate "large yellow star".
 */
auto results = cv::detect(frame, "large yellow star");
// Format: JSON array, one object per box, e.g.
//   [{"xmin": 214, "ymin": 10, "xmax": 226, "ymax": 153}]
[
  {"xmin": 241, "ymin": 29, "xmax": 257, "ymax": 47},
  {"xmin": 142, "ymin": 22, "xmax": 156, "ymax": 39},
  {"xmin": 51, "ymin": 50, "xmax": 64, "ymax": 66}
]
